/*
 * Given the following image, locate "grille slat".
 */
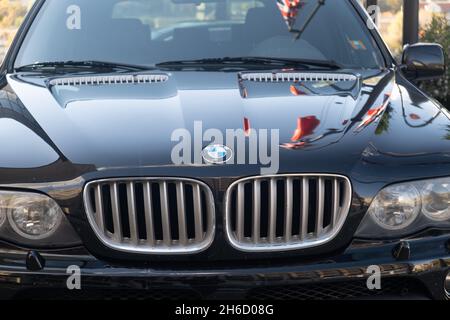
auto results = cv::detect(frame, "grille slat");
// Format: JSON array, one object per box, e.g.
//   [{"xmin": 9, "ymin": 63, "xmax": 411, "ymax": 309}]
[
  {"xmin": 84, "ymin": 178, "xmax": 215, "ymax": 254},
  {"xmin": 331, "ymin": 179, "xmax": 339, "ymax": 228},
  {"xmin": 284, "ymin": 178, "xmax": 293, "ymax": 242},
  {"xmin": 176, "ymin": 182, "xmax": 188, "ymax": 246},
  {"xmin": 94, "ymin": 185, "xmax": 105, "ymax": 233},
  {"xmin": 159, "ymin": 182, "xmax": 171, "ymax": 246},
  {"xmin": 268, "ymin": 179, "xmax": 277, "ymax": 243},
  {"xmin": 225, "ymin": 174, "xmax": 351, "ymax": 252},
  {"xmin": 252, "ymin": 180, "xmax": 261, "ymax": 244},
  {"xmin": 300, "ymin": 178, "xmax": 309, "ymax": 241},
  {"xmin": 316, "ymin": 177, "xmax": 325, "ymax": 236},
  {"xmin": 110, "ymin": 183, "xmax": 122, "ymax": 241},
  {"xmin": 236, "ymin": 183, "xmax": 245, "ymax": 242},
  {"xmin": 192, "ymin": 184, "xmax": 204, "ymax": 242},
  {"xmin": 126, "ymin": 183, "xmax": 138, "ymax": 245},
  {"xmin": 143, "ymin": 182, "xmax": 155, "ymax": 246}
]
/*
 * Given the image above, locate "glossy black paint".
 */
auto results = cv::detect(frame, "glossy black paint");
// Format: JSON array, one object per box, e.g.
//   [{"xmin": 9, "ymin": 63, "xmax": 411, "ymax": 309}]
[
  {"xmin": 0, "ymin": 0, "xmax": 448, "ymax": 299},
  {"xmin": 2, "ymin": 66, "xmax": 450, "ymax": 262},
  {"xmin": 402, "ymin": 43, "xmax": 446, "ymax": 81}
]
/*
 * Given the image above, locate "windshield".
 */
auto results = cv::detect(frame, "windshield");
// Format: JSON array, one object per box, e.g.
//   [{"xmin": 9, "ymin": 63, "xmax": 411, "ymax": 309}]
[{"xmin": 15, "ymin": 0, "xmax": 385, "ymax": 70}]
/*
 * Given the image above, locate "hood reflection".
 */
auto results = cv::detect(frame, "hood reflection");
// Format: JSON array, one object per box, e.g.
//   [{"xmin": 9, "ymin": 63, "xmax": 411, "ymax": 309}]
[
  {"xmin": 0, "ymin": 85, "xmax": 62, "ymax": 168},
  {"xmin": 355, "ymin": 93, "xmax": 391, "ymax": 132},
  {"xmin": 291, "ymin": 116, "xmax": 320, "ymax": 141}
]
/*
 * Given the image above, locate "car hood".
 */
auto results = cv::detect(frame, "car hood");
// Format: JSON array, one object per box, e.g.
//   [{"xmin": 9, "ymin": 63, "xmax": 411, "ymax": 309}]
[{"xmin": 3, "ymin": 69, "xmax": 450, "ymax": 186}]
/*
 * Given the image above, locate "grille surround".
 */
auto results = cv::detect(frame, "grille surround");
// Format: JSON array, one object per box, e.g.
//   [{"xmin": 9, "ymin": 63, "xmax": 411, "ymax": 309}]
[
  {"xmin": 83, "ymin": 178, "xmax": 215, "ymax": 255},
  {"xmin": 224, "ymin": 174, "xmax": 352, "ymax": 252}
]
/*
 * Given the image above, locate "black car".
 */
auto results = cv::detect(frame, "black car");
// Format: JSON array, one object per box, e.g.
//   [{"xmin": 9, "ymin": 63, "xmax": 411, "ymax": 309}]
[{"xmin": 0, "ymin": 0, "xmax": 448, "ymax": 300}]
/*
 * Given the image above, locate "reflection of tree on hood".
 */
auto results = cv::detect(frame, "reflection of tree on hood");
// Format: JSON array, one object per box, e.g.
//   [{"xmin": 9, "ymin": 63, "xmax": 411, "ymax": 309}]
[
  {"xmin": 445, "ymin": 126, "xmax": 450, "ymax": 140},
  {"xmin": 375, "ymin": 105, "xmax": 393, "ymax": 135}
]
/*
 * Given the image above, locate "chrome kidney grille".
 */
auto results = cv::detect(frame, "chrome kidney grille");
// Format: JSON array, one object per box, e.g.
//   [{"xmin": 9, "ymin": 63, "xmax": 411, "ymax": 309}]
[
  {"xmin": 224, "ymin": 175, "xmax": 352, "ymax": 252},
  {"xmin": 84, "ymin": 178, "xmax": 215, "ymax": 254}
]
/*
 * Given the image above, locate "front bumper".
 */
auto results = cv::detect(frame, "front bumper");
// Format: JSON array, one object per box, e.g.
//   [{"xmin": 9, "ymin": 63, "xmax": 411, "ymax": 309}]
[{"xmin": 0, "ymin": 234, "xmax": 448, "ymax": 300}]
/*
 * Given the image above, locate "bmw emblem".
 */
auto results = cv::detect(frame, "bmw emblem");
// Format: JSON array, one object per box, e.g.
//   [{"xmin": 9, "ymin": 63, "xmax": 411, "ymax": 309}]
[{"xmin": 202, "ymin": 144, "xmax": 233, "ymax": 164}]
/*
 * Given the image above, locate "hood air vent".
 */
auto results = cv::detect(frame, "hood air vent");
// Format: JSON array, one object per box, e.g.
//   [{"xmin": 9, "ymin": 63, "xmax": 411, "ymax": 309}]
[
  {"xmin": 49, "ymin": 74, "xmax": 169, "ymax": 87},
  {"xmin": 240, "ymin": 72, "xmax": 357, "ymax": 83}
]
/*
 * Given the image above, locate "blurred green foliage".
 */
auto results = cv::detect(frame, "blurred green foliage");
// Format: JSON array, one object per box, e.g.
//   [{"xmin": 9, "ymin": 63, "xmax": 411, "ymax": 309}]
[{"xmin": 420, "ymin": 15, "xmax": 450, "ymax": 107}]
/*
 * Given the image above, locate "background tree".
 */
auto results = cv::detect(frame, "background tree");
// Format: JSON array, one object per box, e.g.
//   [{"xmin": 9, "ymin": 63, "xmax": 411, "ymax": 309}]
[
  {"xmin": 378, "ymin": 0, "xmax": 402, "ymax": 13},
  {"xmin": 0, "ymin": 0, "xmax": 28, "ymax": 59},
  {"xmin": 0, "ymin": 0, "xmax": 27, "ymax": 27},
  {"xmin": 420, "ymin": 15, "xmax": 450, "ymax": 107}
]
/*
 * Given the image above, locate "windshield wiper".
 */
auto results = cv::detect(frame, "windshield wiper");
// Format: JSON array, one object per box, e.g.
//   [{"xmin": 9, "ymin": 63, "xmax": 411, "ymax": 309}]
[
  {"xmin": 15, "ymin": 60, "xmax": 154, "ymax": 73},
  {"xmin": 156, "ymin": 57, "xmax": 341, "ymax": 70}
]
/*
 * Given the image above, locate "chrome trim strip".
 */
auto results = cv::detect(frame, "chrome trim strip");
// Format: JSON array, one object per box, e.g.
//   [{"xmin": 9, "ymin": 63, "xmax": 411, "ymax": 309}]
[
  {"xmin": 84, "ymin": 177, "xmax": 215, "ymax": 255},
  {"xmin": 240, "ymin": 72, "xmax": 357, "ymax": 83},
  {"xmin": 224, "ymin": 174, "xmax": 352, "ymax": 253},
  {"xmin": 49, "ymin": 74, "xmax": 169, "ymax": 87}
]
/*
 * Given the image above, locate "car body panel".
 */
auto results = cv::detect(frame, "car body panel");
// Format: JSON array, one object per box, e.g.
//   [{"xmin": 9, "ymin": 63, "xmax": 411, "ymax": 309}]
[
  {"xmin": 0, "ymin": 0, "xmax": 448, "ymax": 300},
  {"xmin": 1, "ymin": 68, "xmax": 450, "ymax": 264}
]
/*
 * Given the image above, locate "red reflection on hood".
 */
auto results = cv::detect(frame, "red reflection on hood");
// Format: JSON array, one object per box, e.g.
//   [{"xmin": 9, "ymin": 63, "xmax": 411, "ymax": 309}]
[
  {"xmin": 409, "ymin": 113, "xmax": 421, "ymax": 120},
  {"xmin": 290, "ymin": 85, "xmax": 307, "ymax": 96},
  {"xmin": 243, "ymin": 117, "xmax": 251, "ymax": 136},
  {"xmin": 281, "ymin": 141, "xmax": 308, "ymax": 150},
  {"xmin": 291, "ymin": 116, "xmax": 320, "ymax": 141},
  {"xmin": 356, "ymin": 93, "xmax": 391, "ymax": 131}
]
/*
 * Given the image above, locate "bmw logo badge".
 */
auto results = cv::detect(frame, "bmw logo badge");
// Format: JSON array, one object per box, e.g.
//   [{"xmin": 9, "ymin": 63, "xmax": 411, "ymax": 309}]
[{"xmin": 202, "ymin": 144, "xmax": 233, "ymax": 164}]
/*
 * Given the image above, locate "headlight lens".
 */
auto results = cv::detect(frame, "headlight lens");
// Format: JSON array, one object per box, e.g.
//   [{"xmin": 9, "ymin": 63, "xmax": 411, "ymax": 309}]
[
  {"xmin": 7, "ymin": 193, "xmax": 62, "ymax": 239},
  {"xmin": 0, "ymin": 191, "xmax": 81, "ymax": 247},
  {"xmin": 370, "ymin": 184, "xmax": 421, "ymax": 230},
  {"xmin": 0, "ymin": 197, "xmax": 7, "ymax": 227},
  {"xmin": 356, "ymin": 177, "xmax": 450, "ymax": 239},
  {"xmin": 421, "ymin": 181, "xmax": 450, "ymax": 221}
]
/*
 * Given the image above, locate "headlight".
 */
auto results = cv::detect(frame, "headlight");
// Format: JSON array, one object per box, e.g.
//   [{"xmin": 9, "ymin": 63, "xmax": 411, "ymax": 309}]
[
  {"xmin": 0, "ymin": 191, "xmax": 81, "ymax": 247},
  {"xmin": 421, "ymin": 181, "xmax": 450, "ymax": 221},
  {"xmin": 370, "ymin": 184, "xmax": 421, "ymax": 230},
  {"xmin": 7, "ymin": 193, "xmax": 62, "ymax": 239},
  {"xmin": 356, "ymin": 177, "xmax": 450, "ymax": 239}
]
